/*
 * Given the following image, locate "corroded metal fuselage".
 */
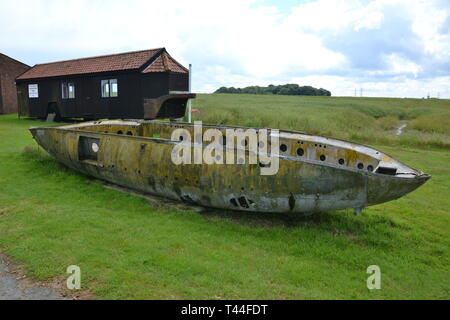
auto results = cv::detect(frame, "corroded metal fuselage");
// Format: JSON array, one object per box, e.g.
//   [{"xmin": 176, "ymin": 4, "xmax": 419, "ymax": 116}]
[{"xmin": 30, "ymin": 120, "xmax": 430, "ymax": 214}]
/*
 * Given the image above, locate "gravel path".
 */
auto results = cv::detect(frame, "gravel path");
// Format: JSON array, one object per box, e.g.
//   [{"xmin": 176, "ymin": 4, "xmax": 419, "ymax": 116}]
[{"xmin": 0, "ymin": 255, "xmax": 63, "ymax": 300}]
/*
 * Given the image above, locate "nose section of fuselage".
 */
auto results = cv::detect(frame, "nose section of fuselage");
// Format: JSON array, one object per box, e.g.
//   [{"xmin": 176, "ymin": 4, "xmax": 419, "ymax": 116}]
[
  {"xmin": 367, "ymin": 172, "xmax": 431, "ymax": 206},
  {"xmin": 29, "ymin": 127, "xmax": 39, "ymax": 139},
  {"xmin": 30, "ymin": 127, "xmax": 43, "ymax": 143},
  {"xmin": 29, "ymin": 127, "xmax": 50, "ymax": 152}
]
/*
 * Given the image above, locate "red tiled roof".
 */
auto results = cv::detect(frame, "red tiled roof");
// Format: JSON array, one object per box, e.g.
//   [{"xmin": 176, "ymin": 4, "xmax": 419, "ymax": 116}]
[
  {"xmin": 17, "ymin": 48, "xmax": 165, "ymax": 80},
  {"xmin": 143, "ymin": 52, "xmax": 188, "ymax": 74}
]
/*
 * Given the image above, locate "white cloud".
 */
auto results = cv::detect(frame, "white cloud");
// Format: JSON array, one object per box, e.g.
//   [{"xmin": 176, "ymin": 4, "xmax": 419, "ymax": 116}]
[
  {"xmin": 354, "ymin": 10, "xmax": 384, "ymax": 31},
  {"xmin": 0, "ymin": 0, "xmax": 347, "ymax": 74},
  {"xmin": 375, "ymin": 53, "xmax": 423, "ymax": 77},
  {"xmin": 0, "ymin": 0, "xmax": 449, "ymax": 97},
  {"xmin": 285, "ymin": 0, "xmax": 385, "ymax": 32},
  {"xmin": 410, "ymin": 1, "xmax": 450, "ymax": 60}
]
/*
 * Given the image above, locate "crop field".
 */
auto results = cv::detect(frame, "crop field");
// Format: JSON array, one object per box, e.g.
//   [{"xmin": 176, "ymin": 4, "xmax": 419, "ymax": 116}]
[{"xmin": 0, "ymin": 94, "xmax": 449, "ymax": 299}]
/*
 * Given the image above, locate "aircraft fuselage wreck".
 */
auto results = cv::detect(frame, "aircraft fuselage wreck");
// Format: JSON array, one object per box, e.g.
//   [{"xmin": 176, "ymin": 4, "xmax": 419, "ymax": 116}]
[{"xmin": 30, "ymin": 120, "xmax": 430, "ymax": 214}]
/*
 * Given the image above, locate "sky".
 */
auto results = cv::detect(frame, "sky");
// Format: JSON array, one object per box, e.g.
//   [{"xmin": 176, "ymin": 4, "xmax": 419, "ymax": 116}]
[{"xmin": 1, "ymin": 0, "xmax": 449, "ymax": 98}]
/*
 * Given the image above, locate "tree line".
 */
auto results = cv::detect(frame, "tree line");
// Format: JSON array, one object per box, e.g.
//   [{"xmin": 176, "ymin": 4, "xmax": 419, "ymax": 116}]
[{"xmin": 214, "ymin": 84, "xmax": 331, "ymax": 96}]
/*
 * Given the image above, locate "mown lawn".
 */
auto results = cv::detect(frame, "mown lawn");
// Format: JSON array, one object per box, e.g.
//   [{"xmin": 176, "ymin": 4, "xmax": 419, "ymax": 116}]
[{"xmin": 0, "ymin": 98, "xmax": 449, "ymax": 299}]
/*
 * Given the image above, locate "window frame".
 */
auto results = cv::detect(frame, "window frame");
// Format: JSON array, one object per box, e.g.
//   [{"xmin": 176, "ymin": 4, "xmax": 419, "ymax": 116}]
[
  {"xmin": 61, "ymin": 82, "xmax": 75, "ymax": 99},
  {"xmin": 101, "ymin": 79, "xmax": 119, "ymax": 98},
  {"xmin": 101, "ymin": 80, "xmax": 110, "ymax": 98},
  {"xmin": 68, "ymin": 83, "xmax": 75, "ymax": 99},
  {"xmin": 110, "ymin": 79, "xmax": 118, "ymax": 97}
]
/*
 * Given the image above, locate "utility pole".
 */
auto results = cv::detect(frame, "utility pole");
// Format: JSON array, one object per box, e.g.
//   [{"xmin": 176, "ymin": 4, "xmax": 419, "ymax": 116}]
[
  {"xmin": 360, "ymin": 88, "xmax": 363, "ymax": 98},
  {"xmin": 188, "ymin": 64, "xmax": 192, "ymax": 123}
]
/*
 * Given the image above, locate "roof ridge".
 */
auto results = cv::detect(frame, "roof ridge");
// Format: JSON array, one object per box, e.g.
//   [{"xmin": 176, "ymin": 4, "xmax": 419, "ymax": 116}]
[
  {"xmin": 16, "ymin": 48, "xmax": 188, "ymax": 80},
  {"xmin": 142, "ymin": 51, "xmax": 188, "ymax": 74},
  {"xmin": 142, "ymin": 54, "xmax": 163, "ymax": 73},
  {"xmin": 34, "ymin": 48, "xmax": 165, "ymax": 67},
  {"xmin": 162, "ymin": 52, "xmax": 169, "ymax": 71},
  {"xmin": 165, "ymin": 52, "xmax": 189, "ymax": 72}
]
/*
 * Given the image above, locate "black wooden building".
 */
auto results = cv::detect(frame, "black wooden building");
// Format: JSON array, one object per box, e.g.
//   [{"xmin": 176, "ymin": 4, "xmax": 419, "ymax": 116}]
[{"xmin": 15, "ymin": 48, "xmax": 194, "ymax": 120}]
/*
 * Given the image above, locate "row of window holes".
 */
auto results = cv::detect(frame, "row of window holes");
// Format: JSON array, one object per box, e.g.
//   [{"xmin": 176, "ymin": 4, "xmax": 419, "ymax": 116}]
[
  {"xmin": 113, "ymin": 156, "xmax": 372, "ymax": 174},
  {"xmin": 173, "ymin": 177, "xmax": 200, "ymax": 185},
  {"xmin": 280, "ymin": 144, "xmax": 374, "ymax": 172},
  {"xmin": 140, "ymin": 136, "xmax": 373, "ymax": 172},
  {"xmin": 182, "ymin": 139, "xmax": 323, "ymax": 151},
  {"xmin": 179, "ymin": 136, "xmax": 252, "ymax": 147},
  {"xmin": 110, "ymin": 158, "xmax": 373, "ymax": 178},
  {"xmin": 123, "ymin": 168, "xmax": 142, "ymax": 173},
  {"xmin": 117, "ymin": 130, "xmax": 133, "ymax": 136},
  {"xmin": 133, "ymin": 136, "xmax": 375, "ymax": 173},
  {"xmin": 281, "ymin": 142, "xmax": 326, "ymax": 152},
  {"xmin": 118, "ymin": 167, "xmax": 145, "ymax": 174}
]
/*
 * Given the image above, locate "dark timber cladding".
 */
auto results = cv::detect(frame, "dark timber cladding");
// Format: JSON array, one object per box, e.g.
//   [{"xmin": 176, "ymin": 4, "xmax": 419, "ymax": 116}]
[
  {"xmin": 0, "ymin": 53, "xmax": 30, "ymax": 114},
  {"xmin": 15, "ymin": 48, "xmax": 195, "ymax": 120}
]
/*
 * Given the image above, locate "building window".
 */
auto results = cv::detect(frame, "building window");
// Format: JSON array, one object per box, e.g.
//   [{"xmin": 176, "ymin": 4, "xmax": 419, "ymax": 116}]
[
  {"xmin": 101, "ymin": 80, "xmax": 109, "ymax": 98},
  {"xmin": 69, "ymin": 83, "xmax": 75, "ymax": 99},
  {"xmin": 110, "ymin": 79, "xmax": 118, "ymax": 97},
  {"xmin": 101, "ymin": 79, "xmax": 118, "ymax": 98},
  {"xmin": 62, "ymin": 82, "xmax": 75, "ymax": 99}
]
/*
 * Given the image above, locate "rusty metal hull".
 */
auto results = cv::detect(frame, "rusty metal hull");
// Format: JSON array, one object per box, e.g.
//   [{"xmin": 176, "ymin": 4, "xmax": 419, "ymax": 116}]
[{"xmin": 30, "ymin": 120, "xmax": 430, "ymax": 214}]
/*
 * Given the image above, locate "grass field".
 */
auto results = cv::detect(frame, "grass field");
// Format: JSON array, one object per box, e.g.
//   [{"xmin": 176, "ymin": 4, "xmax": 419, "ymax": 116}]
[
  {"xmin": 0, "ymin": 95, "xmax": 449, "ymax": 299},
  {"xmin": 192, "ymin": 94, "xmax": 450, "ymax": 149}
]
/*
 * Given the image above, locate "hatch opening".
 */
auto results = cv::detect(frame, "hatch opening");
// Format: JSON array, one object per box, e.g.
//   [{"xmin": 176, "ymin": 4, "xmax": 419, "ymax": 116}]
[
  {"xmin": 78, "ymin": 136, "xmax": 100, "ymax": 161},
  {"xmin": 376, "ymin": 167, "xmax": 397, "ymax": 176}
]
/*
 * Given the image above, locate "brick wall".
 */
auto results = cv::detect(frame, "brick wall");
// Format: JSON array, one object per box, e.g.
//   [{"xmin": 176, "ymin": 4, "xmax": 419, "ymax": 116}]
[{"xmin": 0, "ymin": 54, "xmax": 30, "ymax": 114}]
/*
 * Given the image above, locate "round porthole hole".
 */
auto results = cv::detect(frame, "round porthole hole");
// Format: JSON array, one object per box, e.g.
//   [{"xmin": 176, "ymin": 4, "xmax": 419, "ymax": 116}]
[{"xmin": 91, "ymin": 143, "xmax": 99, "ymax": 153}]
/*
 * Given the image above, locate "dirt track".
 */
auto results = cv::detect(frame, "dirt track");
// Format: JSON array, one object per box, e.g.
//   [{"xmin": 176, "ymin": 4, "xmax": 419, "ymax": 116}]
[{"xmin": 0, "ymin": 255, "xmax": 63, "ymax": 300}]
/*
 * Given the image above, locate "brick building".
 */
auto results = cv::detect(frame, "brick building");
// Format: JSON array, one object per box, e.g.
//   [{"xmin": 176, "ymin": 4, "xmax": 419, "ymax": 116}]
[{"xmin": 0, "ymin": 53, "xmax": 30, "ymax": 114}]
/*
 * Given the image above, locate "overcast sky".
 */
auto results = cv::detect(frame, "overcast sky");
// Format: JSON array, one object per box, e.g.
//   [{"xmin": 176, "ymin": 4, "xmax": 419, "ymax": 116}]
[{"xmin": 1, "ymin": 0, "xmax": 449, "ymax": 98}]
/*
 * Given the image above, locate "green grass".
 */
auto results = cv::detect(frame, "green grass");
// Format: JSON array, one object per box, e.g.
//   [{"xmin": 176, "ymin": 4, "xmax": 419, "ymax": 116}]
[
  {"xmin": 192, "ymin": 94, "xmax": 450, "ymax": 149},
  {"xmin": 0, "ymin": 95, "xmax": 449, "ymax": 300}
]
